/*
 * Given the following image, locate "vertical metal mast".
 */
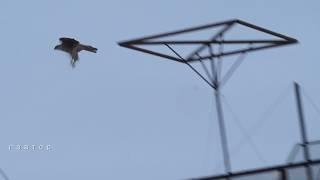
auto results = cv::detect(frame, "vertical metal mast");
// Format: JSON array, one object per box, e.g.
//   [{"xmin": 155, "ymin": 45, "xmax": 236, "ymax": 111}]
[
  {"xmin": 214, "ymin": 84, "xmax": 232, "ymax": 173},
  {"xmin": 210, "ymin": 40, "xmax": 232, "ymax": 174},
  {"xmin": 294, "ymin": 82, "xmax": 313, "ymax": 180}
]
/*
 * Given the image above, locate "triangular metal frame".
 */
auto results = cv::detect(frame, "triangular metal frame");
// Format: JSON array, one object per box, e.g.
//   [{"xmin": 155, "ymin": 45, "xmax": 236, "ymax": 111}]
[{"xmin": 119, "ymin": 19, "xmax": 298, "ymax": 63}]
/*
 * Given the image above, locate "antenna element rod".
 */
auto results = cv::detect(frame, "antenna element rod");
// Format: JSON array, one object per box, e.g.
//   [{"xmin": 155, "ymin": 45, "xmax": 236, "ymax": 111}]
[{"xmin": 294, "ymin": 82, "xmax": 313, "ymax": 180}]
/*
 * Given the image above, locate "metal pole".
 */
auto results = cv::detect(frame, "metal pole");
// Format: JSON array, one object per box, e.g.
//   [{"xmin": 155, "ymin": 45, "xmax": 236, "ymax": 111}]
[
  {"xmin": 0, "ymin": 168, "xmax": 9, "ymax": 180},
  {"xmin": 215, "ymin": 85, "xmax": 232, "ymax": 174},
  {"xmin": 212, "ymin": 40, "xmax": 232, "ymax": 175},
  {"xmin": 279, "ymin": 168, "xmax": 288, "ymax": 180},
  {"xmin": 293, "ymin": 82, "xmax": 313, "ymax": 180}
]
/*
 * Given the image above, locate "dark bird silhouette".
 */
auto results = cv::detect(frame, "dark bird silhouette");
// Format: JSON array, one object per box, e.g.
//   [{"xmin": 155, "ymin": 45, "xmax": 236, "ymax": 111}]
[{"xmin": 54, "ymin": 37, "xmax": 97, "ymax": 68}]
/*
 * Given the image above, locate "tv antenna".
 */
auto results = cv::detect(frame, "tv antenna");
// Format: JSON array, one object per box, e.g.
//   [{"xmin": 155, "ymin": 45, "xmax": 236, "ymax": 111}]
[{"xmin": 118, "ymin": 19, "xmax": 298, "ymax": 178}]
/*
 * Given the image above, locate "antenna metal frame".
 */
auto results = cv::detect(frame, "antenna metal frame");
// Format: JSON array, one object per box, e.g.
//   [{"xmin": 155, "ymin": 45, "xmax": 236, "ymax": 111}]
[{"xmin": 118, "ymin": 19, "xmax": 300, "ymax": 178}]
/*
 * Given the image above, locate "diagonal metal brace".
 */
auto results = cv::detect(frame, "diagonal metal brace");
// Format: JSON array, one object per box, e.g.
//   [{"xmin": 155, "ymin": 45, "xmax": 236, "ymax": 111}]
[{"xmin": 165, "ymin": 44, "xmax": 217, "ymax": 90}]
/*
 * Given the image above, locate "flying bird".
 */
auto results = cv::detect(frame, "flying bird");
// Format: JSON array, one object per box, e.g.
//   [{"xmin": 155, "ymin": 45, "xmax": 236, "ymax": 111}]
[{"xmin": 54, "ymin": 37, "xmax": 97, "ymax": 68}]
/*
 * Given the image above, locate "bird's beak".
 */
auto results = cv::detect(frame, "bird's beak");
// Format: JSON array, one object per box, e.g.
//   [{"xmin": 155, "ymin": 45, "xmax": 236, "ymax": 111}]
[{"xmin": 54, "ymin": 45, "xmax": 59, "ymax": 50}]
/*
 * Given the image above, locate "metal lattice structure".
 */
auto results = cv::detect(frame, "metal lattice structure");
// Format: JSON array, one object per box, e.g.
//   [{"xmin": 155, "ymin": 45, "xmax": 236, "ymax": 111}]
[
  {"xmin": 118, "ymin": 19, "xmax": 297, "ymax": 90},
  {"xmin": 118, "ymin": 19, "xmax": 297, "ymax": 62},
  {"xmin": 117, "ymin": 19, "xmax": 320, "ymax": 180}
]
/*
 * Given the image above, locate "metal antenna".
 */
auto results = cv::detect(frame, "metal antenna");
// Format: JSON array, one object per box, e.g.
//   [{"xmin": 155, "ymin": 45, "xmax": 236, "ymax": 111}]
[
  {"xmin": 118, "ymin": 19, "xmax": 298, "ymax": 177},
  {"xmin": 210, "ymin": 38, "xmax": 232, "ymax": 173},
  {"xmin": 293, "ymin": 82, "xmax": 313, "ymax": 180}
]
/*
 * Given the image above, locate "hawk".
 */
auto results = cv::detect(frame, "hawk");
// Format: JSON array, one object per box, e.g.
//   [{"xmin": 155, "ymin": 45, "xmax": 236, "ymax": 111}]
[{"xmin": 54, "ymin": 37, "xmax": 97, "ymax": 68}]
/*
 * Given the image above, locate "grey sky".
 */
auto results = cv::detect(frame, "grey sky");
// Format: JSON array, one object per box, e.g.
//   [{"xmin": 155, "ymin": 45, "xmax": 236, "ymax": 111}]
[{"xmin": 0, "ymin": 0, "xmax": 320, "ymax": 179}]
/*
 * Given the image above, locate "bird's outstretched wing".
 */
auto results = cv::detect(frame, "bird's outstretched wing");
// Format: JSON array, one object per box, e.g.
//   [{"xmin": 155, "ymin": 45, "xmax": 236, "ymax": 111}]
[
  {"xmin": 59, "ymin": 37, "xmax": 79, "ymax": 45},
  {"xmin": 78, "ymin": 44, "xmax": 98, "ymax": 53}
]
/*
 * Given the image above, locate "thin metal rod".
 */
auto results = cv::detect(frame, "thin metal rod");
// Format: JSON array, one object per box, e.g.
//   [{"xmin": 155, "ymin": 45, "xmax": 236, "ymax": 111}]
[
  {"xmin": 120, "ymin": 43, "xmax": 182, "ymax": 62},
  {"xmin": 131, "ymin": 40, "xmax": 287, "ymax": 45},
  {"xmin": 165, "ymin": 44, "xmax": 216, "ymax": 89},
  {"xmin": 294, "ymin": 82, "xmax": 311, "ymax": 160},
  {"xmin": 215, "ymin": 86, "xmax": 232, "ymax": 174},
  {"xmin": 301, "ymin": 87, "xmax": 320, "ymax": 119},
  {"xmin": 195, "ymin": 53, "xmax": 213, "ymax": 82},
  {"xmin": 118, "ymin": 19, "xmax": 298, "ymax": 46},
  {"xmin": 279, "ymin": 168, "xmax": 288, "ymax": 180},
  {"xmin": 208, "ymin": 44, "xmax": 217, "ymax": 85},
  {"xmin": 217, "ymin": 37, "xmax": 224, "ymax": 82},
  {"xmin": 167, "ymin": 43, "xmax": 232, "ymax": 174},
  {"xmin": 221, "ymin": 94, "xmax": 267, "ymax": 164},
  {"xmin": 186, "ymin": 23, "xmax": 235, "ymax": 61},
  {"xmin": 309, "ymin": 140, "xmax": 320, "ymax": 145},
  {"xmin": 0, "ymin": 168, "xmax": 9, "ymax": 180},
  {"xmin": 220, "ymin": 53, "xmax": 247, "ymax": 87},
  {"xmin": 287, "ymin": 140, "xmax": 320, "ymax": 163},
  {"xmin": 196, "ymin": 160, "xmax": 320, "ymax": 180},
  {"xmin": 119, "ymin": 19, "xmax": 237, "ymax": 44},
  {"xmin": 188, "ymin": 43, "xmax": 288, "ymax": 62},
  {"xmin": 286, "ymin": 143, "xmax": 301, "ymax": 163},
  {"xmin": 236, "ymin": 19, "xmax": 298, "ymax": 42},
  {"xmin": 209, "ymin": 37, "xmax": 232, "ymax": 174},
  {"xmin": 294, "ymin": 82, "xmax": 313, "ymax": 180},
  {"xmin": 120, "ymin": 42, "xmax": 292, "ymax": 64}
]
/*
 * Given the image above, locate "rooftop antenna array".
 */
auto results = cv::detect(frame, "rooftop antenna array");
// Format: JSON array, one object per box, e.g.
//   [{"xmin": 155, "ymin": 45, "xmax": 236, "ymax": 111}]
[{"xmin": 119, "ymin": 19, "xmax": 320, "ymax": 179}]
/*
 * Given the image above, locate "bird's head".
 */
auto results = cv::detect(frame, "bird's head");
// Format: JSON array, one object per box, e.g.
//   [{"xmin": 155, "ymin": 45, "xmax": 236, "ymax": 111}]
[{"xmin": 54, "ymin": 44, "xmax": 62, "ymax": 50}]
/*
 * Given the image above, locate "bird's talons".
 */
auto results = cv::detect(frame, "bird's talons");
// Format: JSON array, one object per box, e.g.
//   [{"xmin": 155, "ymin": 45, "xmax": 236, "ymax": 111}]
[{"xmin": 70, "ymin": 59, "xmax": 76, "ymax": 68}]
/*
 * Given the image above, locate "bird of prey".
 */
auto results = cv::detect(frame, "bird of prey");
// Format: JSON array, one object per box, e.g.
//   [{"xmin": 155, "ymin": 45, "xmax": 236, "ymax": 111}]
[{"xmin": 54, "ymin": 37, "xmax": 97, "ymax": 68}]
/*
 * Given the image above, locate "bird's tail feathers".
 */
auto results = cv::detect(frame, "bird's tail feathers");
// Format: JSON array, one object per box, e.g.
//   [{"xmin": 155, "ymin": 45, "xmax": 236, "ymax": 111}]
[
  {"xmin": 70, "ymin": 59, "xmax": 77, "ymax": 68},
  {"xmin": 80, "ymin": 44, "xmax": 97, "ymax": 53}
]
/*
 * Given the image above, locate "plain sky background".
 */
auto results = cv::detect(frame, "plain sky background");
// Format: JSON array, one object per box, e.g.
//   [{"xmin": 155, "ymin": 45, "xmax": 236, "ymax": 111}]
[{"xmin": 0, "ymin": 0, "xmax": 320, "ymax": 179}]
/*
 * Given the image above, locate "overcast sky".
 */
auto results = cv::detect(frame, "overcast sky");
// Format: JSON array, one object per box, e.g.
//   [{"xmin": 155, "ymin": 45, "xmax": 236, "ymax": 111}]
[{"xmin": 0, "ymin": 0, "xmax": 320, "ymax": 179}]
